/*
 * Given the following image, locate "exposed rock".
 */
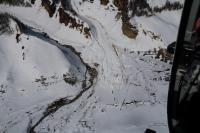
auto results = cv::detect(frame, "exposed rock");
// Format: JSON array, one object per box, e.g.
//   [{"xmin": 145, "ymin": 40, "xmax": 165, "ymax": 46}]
[
  {"xmin": 100, "ymin": 0, "xmax": 109, "ymax": 6},
  {"xmin": 60, "ymin": 0, "xmax": 77, "ymax": 15},
  {"xmin": 155, "ymin": 48, "xmax": 173, "ymax": 62},
  {"xmin": 16, "ymin": 33, "xmax": 21, "ymax": 43},
  {"xmin": 0, "ymin": 13, "xmax": 13, "ymax": 35},
  {"xmin": 63, "ymin": 73, "xmax": 77, "ymax": 85},
  {"xmin": 143, "ymin": 29, "xmax": 161, "ymax": 40},
  {"xmin": 41, "ymin": 0, "xmax": 56, "ymax": 17},
  {"xmin": 113, "ymin": 0, "xmax": 138, "ymax": 39},
  {"xmin": 37, "ymin": 0, "xmax": 91, "ymax": 38},
  {"xmin": 31, "ymin": 0, "xmax": 36, "ymax": 4},
  {"xmin": 35, "ymin": 76, "xmax": 48, "ymax": 86},
  {"xmin": 58, "ymin": 8, "xmax": 90, "ymax": 38},
  {"xmin": 122, "ymin": 22, "xmax": 138, "ymax": 39},
  {"xmin": 83, "ymin": 27, "xmax": 90, "ymax": 38}
]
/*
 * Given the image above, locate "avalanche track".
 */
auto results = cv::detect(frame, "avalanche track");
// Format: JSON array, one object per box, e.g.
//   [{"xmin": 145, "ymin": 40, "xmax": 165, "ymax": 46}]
[{"xmin": 71, "ymin": 0, "xmax": 125, "ymax": 90}]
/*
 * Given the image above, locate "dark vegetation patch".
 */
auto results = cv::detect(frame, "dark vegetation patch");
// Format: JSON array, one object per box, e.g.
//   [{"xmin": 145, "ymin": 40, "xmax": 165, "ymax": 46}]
[
  {"xmin": 35, "ymin": 76, "xmax": 48, "ymax": 86},
  {"xmin": 94, "ymin": 63, "xmax": 99, "ymax": 67},
  {"xmin": 0, "ymin": 13, "xmax": 25, "ymax": 37},
  {"xmin": 0, "ymin": 89, "xmax": 6, "ymax": 94},
  {"xmin": 0, "ymin": 84, "xmax": 7, "ymax": 95},
  {"xmin": 63, "ymin": 73, "xmax": 77, "ymax": 85},
  {"xmin": 142, "ymin": 29, "xmax": 161, "ymax": 41},
  {"xmin": 30, "ymin": 0, "xmax": 35, "ymax": 4},
  {"xmin": 16, "ymin": 33, "xmax": 21, "ymax": 43},
  {"xmin": 34, "ymin": 74, "xmax": 61, "ymax": 87},
  {"xmin": 41, "ymin": 0, "xmax": 57, "ymax": 17},
  {"xmin": 0, "ymin": 0, "xmax": 31, "ymax": 6},
  {"xmin": 0, "ymin": 13, "xmax": 13, "ymax": 35},
  {"xmin": 135, "ymin": 48, "xmax": 173, "ymax": 64},
  {"xmin": 113, "ymin": 0, "xmax": 138, "ymax": 39},
  {"xmin": 153, "ymin": 1, "xmax": 183, "ymax": 13},
  {"xmin": 128, "ymin": 0, "xmax": 183, "ymax": 17},
  {"xmin": 128, "ymin": 0, "xmax": 153, "ymax": 17},
  {"xmin": 83, "ymin": 0, "xmax": 94, "ymax": 3},
  {"xmin": 22, "ymin": 52, "xmax": 25, "ymax": 60}
]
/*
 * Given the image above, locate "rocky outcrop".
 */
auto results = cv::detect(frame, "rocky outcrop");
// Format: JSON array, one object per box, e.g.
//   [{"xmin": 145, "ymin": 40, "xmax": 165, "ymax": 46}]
[
  {"xmin": 60, "ymin": 0, "xmax": 77, "ymax": 15},
  {"xmin": 100, "ymin": 0, "xmax": 109, "ymax": 6},
  {"xmin": 0, "ymin": 13, "xmax": 13, "ymax": 35},
  {"xmin": 122, "ymin": 22, "xmax": 138, "ymax": 39},
  {"xmin": 37, "ymin": 0, "xmax": 91, "ymax": 38},
  {"xmin": 113, "ymin": 0, "xmax": 138, "ymax": 39},
  {"xmin": 41, "ymin": 0, "xmax": 56, "ymax": 17},
  {"xmin": 58, "ymin": 8, "xmax": 91, "ymax": 38}
]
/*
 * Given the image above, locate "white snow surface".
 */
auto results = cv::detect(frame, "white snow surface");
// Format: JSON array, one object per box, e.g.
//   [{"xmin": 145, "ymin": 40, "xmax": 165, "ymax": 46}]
[{"xmin": 0, "ymin": 0, "xmax": 183, "ymax": 133}]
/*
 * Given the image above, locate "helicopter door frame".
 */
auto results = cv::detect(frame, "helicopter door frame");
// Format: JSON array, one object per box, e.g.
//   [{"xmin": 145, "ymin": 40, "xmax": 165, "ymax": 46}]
[{"xmin": 167, "ymin": 0, "xmax": 200, "ymax": 133}]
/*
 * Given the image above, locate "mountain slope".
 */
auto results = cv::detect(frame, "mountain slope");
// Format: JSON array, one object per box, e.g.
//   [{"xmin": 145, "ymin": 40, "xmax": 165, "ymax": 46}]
[{"xmin": 0, "ymin": 0, "xmax": 184, "ymax": 133}]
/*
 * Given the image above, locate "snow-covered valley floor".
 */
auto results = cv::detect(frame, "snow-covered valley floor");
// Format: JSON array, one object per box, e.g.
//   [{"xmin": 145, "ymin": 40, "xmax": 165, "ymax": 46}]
[{"xmin": 0, "ymin": 0, "xmax": 183, "ymax": 132}]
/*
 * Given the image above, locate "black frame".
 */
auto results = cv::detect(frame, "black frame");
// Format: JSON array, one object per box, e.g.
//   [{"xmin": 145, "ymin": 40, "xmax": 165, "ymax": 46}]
[{"xmin": 167, "ymin": 0, "xmax": 194, "ymax": 133}]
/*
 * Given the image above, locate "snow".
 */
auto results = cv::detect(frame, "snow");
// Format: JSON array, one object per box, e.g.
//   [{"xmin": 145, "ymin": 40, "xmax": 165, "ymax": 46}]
[
  {"xmin": 0, "ymin": 0, "xmax": 183, "ymax": 133},
  {"xmin": 136, "ymin": 10, "xmax": 183, "ymax": 45}
]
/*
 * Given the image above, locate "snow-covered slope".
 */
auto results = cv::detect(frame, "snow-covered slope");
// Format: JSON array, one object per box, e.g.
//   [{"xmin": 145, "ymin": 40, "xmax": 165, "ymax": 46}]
[{"xmin": 0, "ymin": 0, "xmax": 184, "ymax": 133}]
